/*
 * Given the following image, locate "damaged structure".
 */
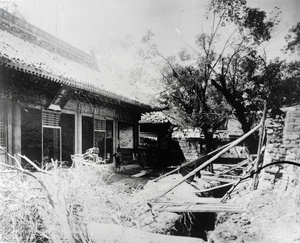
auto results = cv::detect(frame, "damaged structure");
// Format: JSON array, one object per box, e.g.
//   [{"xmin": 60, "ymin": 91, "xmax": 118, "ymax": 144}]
[
  {"xmin": 263, "ymin": 106, "xmax": 300, "ymax": 181},
  {"xmin": 0, "ymin": 9, "xmax": 152, "ymax": 167}
]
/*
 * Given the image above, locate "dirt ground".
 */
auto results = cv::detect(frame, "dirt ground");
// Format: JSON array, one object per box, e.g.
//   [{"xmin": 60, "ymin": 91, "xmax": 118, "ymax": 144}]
[
  {"xmin": 106, "ymin": 163, "xmax": 300, "ymax": 243},
  {"xmin": 208, "ymin": 168, "xmax": 300, "ymax": 243},
  {"xmin": 102, "ymin": 163, "xmax": 154, "ymax": 190}
]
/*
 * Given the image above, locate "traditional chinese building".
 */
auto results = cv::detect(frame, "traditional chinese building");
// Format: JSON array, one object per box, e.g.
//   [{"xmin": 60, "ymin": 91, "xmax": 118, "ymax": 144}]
[
  {"xmin": 0, "ymin": 9, "xmax": 152, "ymax": 167},
  {"xmin": 139, "ymin": 111, "xmax": 185, "ymax": 169}
]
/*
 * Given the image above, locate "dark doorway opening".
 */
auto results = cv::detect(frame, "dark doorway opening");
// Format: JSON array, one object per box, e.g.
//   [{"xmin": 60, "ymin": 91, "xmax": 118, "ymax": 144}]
[
  {"xmin": 21, "ymin": 108, "xmax": 42, "ymax": 167},
  {"xmin": 61, "ymin": 113, "xmax": 75, "ymax": 165},
  {"xmin": 106, "ymin": 120, "xmax": 113, "ymax": 163},
  {"xmin": 43, "ymin": 127, "xmax": 61, "ymax": 163},
  {"xmin": 82, "ymin": 116, "xmax": 93, "ymax": 153}
]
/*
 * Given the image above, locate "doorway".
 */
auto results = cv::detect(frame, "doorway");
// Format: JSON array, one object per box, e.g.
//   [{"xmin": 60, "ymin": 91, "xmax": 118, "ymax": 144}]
[
  {"xmin": 61, "ymin": 113, "xmax": 75, "ymax": 165},
  {"xmin": 21, "ymin": 108, "xmax": 42, "ymax": 167}
]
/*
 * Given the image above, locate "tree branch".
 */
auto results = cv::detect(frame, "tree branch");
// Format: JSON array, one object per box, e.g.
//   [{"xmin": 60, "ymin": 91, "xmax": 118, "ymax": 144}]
[{"xmin": 0, "ymin": 161, "xmax": 55, "ymax": 207}]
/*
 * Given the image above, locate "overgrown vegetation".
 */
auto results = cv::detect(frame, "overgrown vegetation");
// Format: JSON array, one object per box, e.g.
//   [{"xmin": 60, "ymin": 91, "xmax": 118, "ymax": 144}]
[{"xmin": 0, "ymin": 149, "xmax": 180, "ymax": 242}]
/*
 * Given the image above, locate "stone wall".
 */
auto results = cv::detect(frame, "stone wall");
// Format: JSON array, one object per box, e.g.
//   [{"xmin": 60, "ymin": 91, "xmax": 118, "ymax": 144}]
[
  {"xmin": 264, "ymin": 106, "xmax": 300, "ymax": 165},
  {"xmin": 177, "ymin": 139, "xmax": 202, "ymax": 162},
  {"xmin": 177, "ymin": 137, "xmax": 248, "ymax": 163}
]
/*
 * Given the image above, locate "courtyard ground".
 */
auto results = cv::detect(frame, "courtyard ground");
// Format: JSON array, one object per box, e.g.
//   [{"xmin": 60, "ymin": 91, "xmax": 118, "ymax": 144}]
[{"xmin": 106, "ymin": 163, "xmax": 300, "ymax": 243}]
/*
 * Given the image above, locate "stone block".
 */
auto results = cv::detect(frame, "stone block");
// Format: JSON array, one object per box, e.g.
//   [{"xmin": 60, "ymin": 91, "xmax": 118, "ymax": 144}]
[
  {"xmin": 293, "ymin": 126, "xmax": 300, "ymax": 132},
  {"xmin": 287, "ymin": 118, "xmax": 296, "ymax": 123},
  {"xmin": 272, "ymin": 143, "xmax": 281, "ymax": 148},
  {"xmin": 285, "ymin": 124, "xmax": 295, "ymax": 132},
  {"xmin": 284, "ymin": 133, "xmax": 299, "ymax": 140}
]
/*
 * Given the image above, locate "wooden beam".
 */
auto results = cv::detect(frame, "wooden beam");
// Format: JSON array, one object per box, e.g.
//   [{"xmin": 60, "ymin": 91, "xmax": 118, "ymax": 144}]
[
  {"xmin": 153, "ymin": 140, "xmax": 234, "ymax": 182},
  {"xmin": 153, "ymin": 123, "xmax": 262, "ymax": 199},
  {"xmin": 89, "ymin": 223, "xmax": 204, "ymax": 243},
  {"xmin": 252, "ymin": 100, "xmax": 267, "ymax": 190},
  {"xmin": 201, "ymin": 175, "xmax": 239, "ymax": 183},
  {"xmin": 132, "ymin": 170, "xmax": 148, "ymax": 178},
  {"xmin": 153, "ymin": 197, "xmax": 221, "ymax": 205},
  {"xmin": 154, "ymin": 203, "xmax": 245, "ymax": 213},
  {"xmin": 221, "ymin": 158, "xmax": 257, "ymax": 202},
  {"xmin": 216, "ymin": 158, "xmax": 250, "ymax": 176},
  {"xmin": 195, "ymin": 179, "xmax": 250, "ymax": 194}
]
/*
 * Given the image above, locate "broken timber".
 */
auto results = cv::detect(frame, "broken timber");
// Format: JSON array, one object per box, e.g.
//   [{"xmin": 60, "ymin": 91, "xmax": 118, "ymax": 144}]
[
  {"xmin": 201, "ymin": 175, "xmax": 239, "ymax": 183},
  {"xmin": 132, "ymin": 170, "xmax": 148, "ymax": 178},
  {"xmin": 153, "ymin": 203, "xmax": 245, "ymax": 213},
  {"xmin": 195, "ymin": 178, "xmax": 250, "ymax": 194},
  {"xmin": 153, "ymin": 140, "xmax": 234, "ymax": 182},
  {"xmin": 252, "ymin": 100, "xmax": 267, "ymax": 190},
  {"xmin": 153, "ymin": 123, "xmax": 262, "ymax": 199},
  {"xmin": 216, "ymin": 158, "xmax": 250, "ymax": 176}
]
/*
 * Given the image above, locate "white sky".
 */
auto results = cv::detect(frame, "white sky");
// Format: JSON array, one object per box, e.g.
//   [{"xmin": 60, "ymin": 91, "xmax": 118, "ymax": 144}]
[{"xmin": 2, "ymin": 0, "xmax": 300, "ymax": 62}]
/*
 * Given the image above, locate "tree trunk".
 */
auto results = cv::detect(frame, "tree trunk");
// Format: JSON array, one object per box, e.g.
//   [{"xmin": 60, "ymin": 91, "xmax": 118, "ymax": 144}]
[{"xmin": 211, "ymin": 79, "xmax": 258, "ymax": 153}]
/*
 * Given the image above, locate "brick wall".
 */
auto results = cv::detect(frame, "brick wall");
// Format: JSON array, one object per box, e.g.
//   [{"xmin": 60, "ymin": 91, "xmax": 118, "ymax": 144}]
[{"xmin": 264, "ymin": 106, "xmax": 300, "ymax": 165}]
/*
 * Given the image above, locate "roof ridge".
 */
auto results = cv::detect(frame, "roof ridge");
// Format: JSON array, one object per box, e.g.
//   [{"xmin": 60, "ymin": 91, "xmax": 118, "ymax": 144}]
[{"xmin": 0, "ymin": 8, "xmax": 99, "ymax": 70}]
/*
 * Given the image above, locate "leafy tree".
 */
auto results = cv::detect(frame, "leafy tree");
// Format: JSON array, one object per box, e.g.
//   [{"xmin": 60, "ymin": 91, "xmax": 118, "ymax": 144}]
[
  {"xmin": 160, "ymin": 64, "xmax": 230, "ymax": 154},
  {"xmin": 194, "ymin": 0, "xmax": 281, "ymax": 152},
  {"xmin": 258, "ymin": 59, "xmax": 300, "ymax": 108},
  {"xmin": 142, "ymin": 0, "xmax": 283, "ymax": 153},
  {"xmin": 284, "ymin": 22, "xmax": 300, "ymax": 54},
  {"xmin": 141, "ymin": 30, "xmax": 230, "ymax": 161}
]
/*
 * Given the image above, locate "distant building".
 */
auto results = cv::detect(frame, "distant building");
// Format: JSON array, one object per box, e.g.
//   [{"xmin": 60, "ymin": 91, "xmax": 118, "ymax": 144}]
[
  {"xmin": 139, "ymin": 111, "xmax": 185, "ymax": 169},
  {"xmin": 0, "ymin": 9, "xmax": 151, "ymax": 167},
  {"xmin": 173, "ymin": 116, "xmax": 248, "ymax": 163}
]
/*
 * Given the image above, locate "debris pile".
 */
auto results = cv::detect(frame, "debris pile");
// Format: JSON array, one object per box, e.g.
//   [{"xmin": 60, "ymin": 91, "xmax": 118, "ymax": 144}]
[{"xmin": 0, "ymin": 157, "xmax": 200, "ymax": 242}]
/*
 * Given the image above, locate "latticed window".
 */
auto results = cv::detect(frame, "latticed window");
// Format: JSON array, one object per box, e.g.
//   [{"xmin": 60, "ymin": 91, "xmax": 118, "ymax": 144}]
[
  {"xmin": 42, "ymin": 110, "xmax": 61, "ymax": 164},
  {"xmin": 43, "ymin": 110, "xmax": 61, "ymax": 127},
  {"xmin": 94, "ymin": 119, "xmax": 105, "ymax": 131}
]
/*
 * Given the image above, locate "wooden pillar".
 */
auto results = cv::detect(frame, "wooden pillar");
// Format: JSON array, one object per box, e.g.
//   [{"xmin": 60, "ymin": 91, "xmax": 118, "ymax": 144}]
[
  {"xmin": 115, "ymin": 119, "xmax": 119, "ymax": 150},
  {"xmin": 12, "ymin": 101, "xmax": 21, "ymax": 163},
  {"xmin": 7, "ymin": 101, "xmax": 13, "ymax": 165},
  {"xmin": 76, "ymin": 110, "xmax": 82, "ymax": 154}
]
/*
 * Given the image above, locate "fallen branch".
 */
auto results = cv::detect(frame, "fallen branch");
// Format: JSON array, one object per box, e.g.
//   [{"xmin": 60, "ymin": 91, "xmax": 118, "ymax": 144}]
[
  {"xmin": 18, "ymin": 154, "xmax": 53, "ymax": 175},
  {"xmin": 0, "ymin": 161, "xmax": 54, "ymax": 207},
  {"xmin": 0, "ymin": 145, "xmax": 21, "ymax": 168}
]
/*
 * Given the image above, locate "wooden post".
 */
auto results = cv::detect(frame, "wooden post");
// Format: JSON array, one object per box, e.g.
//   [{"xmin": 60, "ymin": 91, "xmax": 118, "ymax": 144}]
[
  {"xmin": 154, "ymin": 123, "xmax": 262, "ymax": 199},
  {"xmin": 12, "ymin": 101, "xmax": 21, "ymax": 164},
  {"xmin": 252, "ymin": 100, "xmax": 267, "ymax": 190},
  {"xmin": 76, "ymin": 110, "xmax": 82, "ymax": 154}
]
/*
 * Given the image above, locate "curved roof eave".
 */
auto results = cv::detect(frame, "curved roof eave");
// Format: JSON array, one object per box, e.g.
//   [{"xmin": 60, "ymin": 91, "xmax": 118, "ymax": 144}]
[{"xmin": 1, "ymin": 57, "xmax": 151, "ymax": 109}]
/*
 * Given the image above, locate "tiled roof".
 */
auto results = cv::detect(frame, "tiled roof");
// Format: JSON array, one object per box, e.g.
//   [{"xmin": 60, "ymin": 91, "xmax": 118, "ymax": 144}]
[
  {"xmin": 139, "ymin": 111, "xmax": 170, "ymax": 124},
  {"xmin": 0, "ymin": 9, "xmax": 151, "ymax": 108}
]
